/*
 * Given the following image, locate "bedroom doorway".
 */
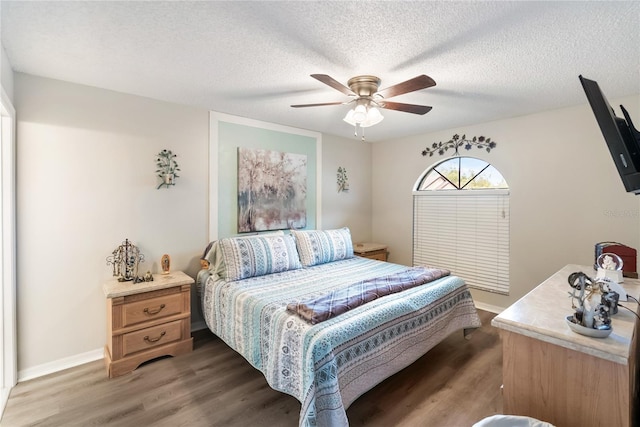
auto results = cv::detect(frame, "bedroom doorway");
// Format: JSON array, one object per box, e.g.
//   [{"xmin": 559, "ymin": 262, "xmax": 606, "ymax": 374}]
[{"xmin": 0, "ymin": 87, "xmax": 17, "ymax": 416}]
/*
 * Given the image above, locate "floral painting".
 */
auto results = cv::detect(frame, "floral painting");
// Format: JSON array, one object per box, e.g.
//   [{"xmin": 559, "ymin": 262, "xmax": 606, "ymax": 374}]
[{"xmin": 237, "ymin": 147, "xmax": 307, "ymax": 232}]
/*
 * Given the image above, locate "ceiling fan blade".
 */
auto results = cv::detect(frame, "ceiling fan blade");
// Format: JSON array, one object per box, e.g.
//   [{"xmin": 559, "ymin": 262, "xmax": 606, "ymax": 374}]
[
  {"xmin": 291, "ymin": 101, "xmax": 346, "ymax": 108},
  {"xmin": 376, "ymin": 75, "xmax": 436, "ymax": 99},
  {"xmin": 379, "ymin": 101, "xmax": 432, "ymax": 115},
  {"xmin": 310, "ymin": 74, "xmax": 355, "ymax": 96}
]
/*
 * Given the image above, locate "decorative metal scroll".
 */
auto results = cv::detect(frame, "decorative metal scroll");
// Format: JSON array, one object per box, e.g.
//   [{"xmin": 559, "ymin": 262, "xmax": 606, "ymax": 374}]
[
  {"xmin": 106, "ymin": 238, "xmax": 145, "ymax": 282},
  {"xmin": 337, "ymin": 166, "xmax": 349, "ymax": 192},
  {"xmin": 421, "ymin": 134, "xmax": 497, "ymax": 157}
]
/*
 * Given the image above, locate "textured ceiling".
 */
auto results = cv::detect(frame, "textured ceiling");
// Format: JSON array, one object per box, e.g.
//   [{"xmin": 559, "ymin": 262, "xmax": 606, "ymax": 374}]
[{"xmin": 1, "ymin": 1, "xmax": 639, "ymax": 142}]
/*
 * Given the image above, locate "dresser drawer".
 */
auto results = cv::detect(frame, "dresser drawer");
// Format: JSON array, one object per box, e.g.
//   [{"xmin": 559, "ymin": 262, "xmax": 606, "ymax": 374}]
[
  {"xmin": 122, "ymin": 319, "xmax": 183, "ymax": 357},
  {"xmin": 122, "ymin": 293, "xmax": 183, "ymax": 327}
]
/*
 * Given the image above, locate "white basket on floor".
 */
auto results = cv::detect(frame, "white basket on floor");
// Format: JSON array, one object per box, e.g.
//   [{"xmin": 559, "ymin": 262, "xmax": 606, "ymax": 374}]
[{"xmin": 473, "ymin": 415, "xmax": 555, "ymax": 427}]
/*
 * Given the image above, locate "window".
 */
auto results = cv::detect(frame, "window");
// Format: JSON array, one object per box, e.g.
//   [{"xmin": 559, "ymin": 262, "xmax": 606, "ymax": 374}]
[
  {"xmin": 416, "ymin": 157, "xmax": 508, "ymax": 191},
  {"xmin": 413, "ymin": 157, "xmax": 510, "ymax": 294}
]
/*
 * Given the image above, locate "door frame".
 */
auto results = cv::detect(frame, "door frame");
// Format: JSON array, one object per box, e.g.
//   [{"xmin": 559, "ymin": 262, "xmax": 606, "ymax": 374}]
[{"xmin": 1, "ymin": 86, "xmax": 17, "ymax": 416}]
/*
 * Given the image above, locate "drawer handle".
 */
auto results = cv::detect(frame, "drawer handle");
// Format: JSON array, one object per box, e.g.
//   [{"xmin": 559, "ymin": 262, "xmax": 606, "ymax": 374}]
[
  {"xmin": 144, "ymin": 331, "xmax": 166, "ymax": 343},
  {"xmin": 143, "ymin": 304, "xmax": 166, "ymax": 316}
]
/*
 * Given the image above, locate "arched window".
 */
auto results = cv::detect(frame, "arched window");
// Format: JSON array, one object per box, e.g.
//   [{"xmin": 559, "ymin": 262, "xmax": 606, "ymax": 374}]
[
  {"xmin": 415, "ymin": 157, "xmax": 508, "ymax": 190},
  {"xmin": 413, "ymin": 157, "xmax": 510, "ymax": 294}
]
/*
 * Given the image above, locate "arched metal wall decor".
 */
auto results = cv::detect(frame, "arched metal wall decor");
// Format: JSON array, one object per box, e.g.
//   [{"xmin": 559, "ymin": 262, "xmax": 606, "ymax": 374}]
[{"xmin": 421, "ymin": 134, "xmax": 497, "ymax": 157}]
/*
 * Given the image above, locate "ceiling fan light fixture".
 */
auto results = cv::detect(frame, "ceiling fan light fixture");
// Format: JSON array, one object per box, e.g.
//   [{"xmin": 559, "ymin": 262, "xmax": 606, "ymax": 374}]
[
  {"xmin": 343, "ymin": 109, "xmax": 357, "ymax": 125},
  {"xmin": 343, "ymin": 103, "xmax": 384, "ymax": 128},
  {"xmin": 365, "ymin": 107, "xmax": 384, "ymax": 126},
  {"xmin": 352, "ymin": 104, "xmax": 368, "ymax": 123}
]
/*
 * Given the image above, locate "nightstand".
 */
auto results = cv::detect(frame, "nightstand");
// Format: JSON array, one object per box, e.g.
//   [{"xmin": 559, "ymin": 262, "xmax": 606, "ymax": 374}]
[
  {"xmin": 353, "ymin": 242, "xmax": 388, "ymax": 261},
  {"xmin": 103, "ymin": 270, "xmax": 194, "ymax": 378}
]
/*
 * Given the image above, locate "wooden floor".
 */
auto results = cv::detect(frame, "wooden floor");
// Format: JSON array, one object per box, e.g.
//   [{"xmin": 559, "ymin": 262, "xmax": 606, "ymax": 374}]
[{"xmin": 2, "ymin": 310, "xmax": 502, "ymax": 426}]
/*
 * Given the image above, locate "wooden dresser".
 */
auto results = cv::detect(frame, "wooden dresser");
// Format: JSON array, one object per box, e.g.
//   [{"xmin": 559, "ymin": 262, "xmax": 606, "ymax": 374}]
[
  {"xmin": 354, "ymin": 242, "xmax": 388, "ymax": 261},
  {"xmin": 492, "ymin": 264, "xmax": 640, "ymax": 427},
  {"xmin": 103, "ymin": 271, "xmax": 194, "ymax": 378}
]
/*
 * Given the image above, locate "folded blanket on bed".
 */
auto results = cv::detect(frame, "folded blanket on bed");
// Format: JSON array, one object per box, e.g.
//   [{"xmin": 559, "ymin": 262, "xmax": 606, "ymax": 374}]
[{"xmin": 287, "ymin": 266, "xmax": 450, "ymax": 324}]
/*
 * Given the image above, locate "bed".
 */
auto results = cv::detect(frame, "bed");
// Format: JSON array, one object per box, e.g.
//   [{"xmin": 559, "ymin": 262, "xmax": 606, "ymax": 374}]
[{"xmin": 197, "ymin": 228, "xmax": 481, "ymax": 427}]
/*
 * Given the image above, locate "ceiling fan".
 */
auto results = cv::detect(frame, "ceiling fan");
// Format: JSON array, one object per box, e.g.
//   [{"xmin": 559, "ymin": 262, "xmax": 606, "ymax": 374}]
[{"xmin": 291, "ymin": 74, "xmax": 436, "ymax": 139}]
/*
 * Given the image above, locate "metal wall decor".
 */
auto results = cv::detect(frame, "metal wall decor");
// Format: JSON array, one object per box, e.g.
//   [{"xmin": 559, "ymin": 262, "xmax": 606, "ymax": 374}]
[
  {"xmin": 106, "ymin": 238, "xmax": 146, "ymax": 282},
  {"xmin": 156, "ymin": 149, "xmax": 180, "ymax": 189},
  {"xmin": 421, "ymin": 134, "xmax": 497, "ymax": 157},
  {"xmin": 337, "ymin": 166, "xmax": 349, "ymax": 192}
]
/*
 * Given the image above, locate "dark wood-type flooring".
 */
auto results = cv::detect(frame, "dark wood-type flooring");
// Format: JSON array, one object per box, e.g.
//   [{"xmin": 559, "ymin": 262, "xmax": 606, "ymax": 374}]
[{"xmin": 1, "ymin": 310, "xmax": 502, "ymax": 426}]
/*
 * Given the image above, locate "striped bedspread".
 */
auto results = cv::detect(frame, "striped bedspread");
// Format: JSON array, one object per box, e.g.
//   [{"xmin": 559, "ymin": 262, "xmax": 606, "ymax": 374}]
[{"xmin": 201, "ymin": 257, "xmax": 481, "ymax": 427}]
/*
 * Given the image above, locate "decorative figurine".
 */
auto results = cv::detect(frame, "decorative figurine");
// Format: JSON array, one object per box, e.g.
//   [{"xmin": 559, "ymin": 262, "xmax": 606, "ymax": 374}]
[
  {"xmin": 161, "ymin": 254, "xmax": 171, "ymax": 274},
  {"xmin": 106, "ymin": 239, "xmax": 145, "ymax": 282},
  {"xmin": 144, "ymin": 270, "xmax": 154, "ymax": 282},
  {"xmin": 566, "ymin": 271, "xmax": 615, "ymax": 337},
  {"xmin": 602, "ymin": 254, "xmax": 617, "ymax": 270},
  {"xmin": 596, "ymin": 252, "xmax": 624, "ymax": 283}
]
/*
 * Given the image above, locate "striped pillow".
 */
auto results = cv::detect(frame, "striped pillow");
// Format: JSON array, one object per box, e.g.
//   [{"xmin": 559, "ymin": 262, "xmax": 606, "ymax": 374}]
[
  {"xmin": 216, "ymin": 234, "xmax": 301, "ymax": 281},
  {"xmin": 203, "ymin": 231, "xmax": 284, "ymax": 273},
  {"xmin": 291, "ymin": 228, "xmax": 354, "ymax": 267}
]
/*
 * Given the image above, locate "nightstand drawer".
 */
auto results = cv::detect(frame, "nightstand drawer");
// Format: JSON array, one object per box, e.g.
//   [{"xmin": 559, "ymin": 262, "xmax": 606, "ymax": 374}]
[
  {"xmin": 122, "ymin": 319, "xmax": 183, "ymax": 357},
  {"xmin": 122, "ymin": 293, "xmax": 183, "ymax": 327},
  {"xmin": 365, "ymin": 250, "xmax": 388, "ymax": 261},
  {"xmin": 353, "ymin": 243, "xmax": 388, "ymax": 261}
]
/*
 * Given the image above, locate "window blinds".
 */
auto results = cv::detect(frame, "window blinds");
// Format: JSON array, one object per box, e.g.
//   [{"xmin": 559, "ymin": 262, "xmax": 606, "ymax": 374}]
[{"xmin": 413, "ymin": 190, "xmax": 510, "ymax": 294}]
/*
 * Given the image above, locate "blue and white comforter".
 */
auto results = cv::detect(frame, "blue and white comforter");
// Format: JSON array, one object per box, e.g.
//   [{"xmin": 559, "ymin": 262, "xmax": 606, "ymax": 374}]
[{"xmin": 200, "ymin": 257, "xmax": 481, "ymax": 426}]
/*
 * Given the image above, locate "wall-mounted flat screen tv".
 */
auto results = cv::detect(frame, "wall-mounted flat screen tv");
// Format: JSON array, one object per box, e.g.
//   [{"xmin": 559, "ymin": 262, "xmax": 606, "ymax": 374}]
[{"xmin": 579, "ymin": 75, "xmax": 640, "ymax": 195}]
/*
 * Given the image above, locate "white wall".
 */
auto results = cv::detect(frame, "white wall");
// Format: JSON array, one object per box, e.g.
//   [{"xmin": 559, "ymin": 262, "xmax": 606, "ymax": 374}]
[
  {"xmin": 372, "ymin": 96, "xmax": 640, "ymax": 310},
  {"xmin": 320, "ymin": 134, "xmax": 372, "ymax": 243},
  {"xmin": 1, "ymin": 44, "xmax": 14, "ymax": 103},
  {"xmin": 14, "ymin": 73, "xmax": 210, "ymax": 376},
  {"xmin": 13, "ymin": 73, "xmax": 375, "ymax": 378}
]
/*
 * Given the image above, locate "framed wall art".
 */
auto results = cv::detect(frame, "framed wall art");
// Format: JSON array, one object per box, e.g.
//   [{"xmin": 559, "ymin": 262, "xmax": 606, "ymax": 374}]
[
  {"xmin": 209, "ymin": 112, "xmax": 321, "ymax": 240},
  {"xmin": 237, "ymin": 147, "xmax": 307, "ymax": 232}
]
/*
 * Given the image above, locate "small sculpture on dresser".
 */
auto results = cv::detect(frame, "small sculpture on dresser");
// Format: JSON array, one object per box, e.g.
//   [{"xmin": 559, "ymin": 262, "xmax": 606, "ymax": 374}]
[{"xmin": 566, "ymin": 271, "xmax": 616, "ymax": 337}]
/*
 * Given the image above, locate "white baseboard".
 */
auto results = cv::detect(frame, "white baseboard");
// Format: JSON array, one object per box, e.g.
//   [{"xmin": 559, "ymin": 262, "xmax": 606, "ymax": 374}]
[
  {"xmin": 474, "ymin": 301, "xmax": 505, "ymax": 314},
  {"xmin": 18, "ymin": 347, "xmax": 104, "ymax": 383},
  {"xmin": 17, "ymin": 322, "xmax": 210, "ymax": 383},
  {"xmin": 1, "ymin": 386, "xmax": 10, "ymax": 420}
]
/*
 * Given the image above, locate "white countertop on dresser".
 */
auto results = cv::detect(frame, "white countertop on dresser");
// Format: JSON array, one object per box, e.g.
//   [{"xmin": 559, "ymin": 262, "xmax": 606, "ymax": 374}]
[
  {"xmin": 492, "ymin": 264, "xmax": 640, "ymax": 365},
  {"xmin": 103, "ymin": 270, "xmax": 194, "ymax": 298}
]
